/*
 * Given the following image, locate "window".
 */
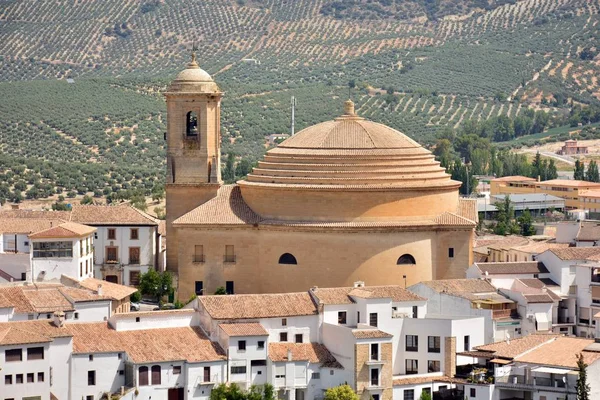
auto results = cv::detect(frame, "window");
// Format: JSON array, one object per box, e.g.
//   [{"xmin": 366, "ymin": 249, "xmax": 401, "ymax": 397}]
[
  {"xmin": 108, "ymin": 229, "xmax": 116, "ymax": 240},
  {"xmin": 428, "ymin": 360, "xmax": 440, "ymax": 372},
  {"xmin": 32, "ymin": 241, "xmax": 73, "ymax": 258},
  {"xmin": 405, "ymin": 360, "xmax": 418, "ymax": 374},
  {"xmin": 278, "ymin": 253, "xmax": 297, "ymax": 265},
  {"xmin": 106, "ymin": 246, "xmax": 118, "ymax": 263},
  {"xmin": 370, "ymin": 343, "xmax": 379, "ymax": 361},
  {"xmin": 87, "ymin": 396, "xmax": 94, "ymax": 400},
  {"xmin": 173, "ymin": 366, "xmax": 181, "ymax": 375},
  {"xmin": 151, "ymin": 365, "xmax": 161, "ymax": 385},
  {"xmin": 203, "ymin": 366, "xmax": 210, "ymax": 382},
  {"xmin": 311, "ymin": 372, "xmax": 320, "ymax": 379},
  {"xmin": 372, "ymin": 395, "xmax": 379, "ymax": 400},
  {"xmin": 403, "ymin": 389, "xmax": 414, "ymax": 400},
  {"xmin": 282, "ymin": 318, "xmax": 287, "ymax": 326},
  {"xmin": 27, "ymin": 373, "xmax": 34, "ymax": 383},
  {"xmin": 448, "ymin": 248, "xmax": 454, "ymax": 258},
  {"xmin": 119, "ymin": 370, "xmax": 124, "ymax": 376},
  {"xmin": 226, "ymin": 281, "xmax": 234, "ymax": 295},
  {"xmin": 357, "ymin": 311, "xmax": 360, "ymax": 323},
  {"xmin": 230, "ymin": 366, "xmax": 246, "ymax": 374},
  {"xmin": 88, "ymin": 370, "xmax": 96, "ymax": 386},
  {"xmin": 130, "ymin": 271, "xmax": 141, "ymax": 286},
  {"xmin": 428, "ymin": 336, "xmax": 441, "ymax": 353},
  {"xmin": 194, "ymin": 245, "xmax": 205, "ymax": 263},
  {"xmin": 89, "ymin": 354, "xmax": 93, "ymax": 361},
  {"xmin": 370, "ymin": 368, "xmax": 379, "ymax": 386},
  {"xmin": 295, "ymin": 334, "xmax": 303, "ymax": 343},
  {"xmin": 224, "ymin": 245, "xmax": 235, "ymax": 263},
  {"xmin": 38, "ymin": 372, "xmax": 44, "ymax": 382},
  {"xmin": 464, "ymin": 335, "xmax": 470, "ymax": 351},
  {"xmin": 186, "ymin": 111, "xmax": 199, "ymax": 137},
  {"xmin": 16, "ymin": 374, "xmax": 23, "ymax": 384},
  {"xmin": 470, "ymin": 388, "xmax": 476, "ymax": 397},
  {"xmin": 406, "ymin": 335, "xmax": 418, "ymax": 352},
  {"xmin": 129, "ymin": 247, "xmax": 140, "ymax": 264},
  {"xmin": 136, "ymin": 317, "xmax": 140, "ymax": 322},
  {"xmin": 238, "ymin": 340, "xmax": 246, "ymax": 351},
  {"xmin": 258, "ymin": 341, "xmax": 265, "ymax": 349},
  {"xmin": 118, "ymin": 353, "xmax": 122, "ymax": 359},
  {"xmin": 139, "ymin": 366, "xmax": 149, "ymax": 386},
  {"xmin": 397, "ymin": 254, "xmax": 416, "ymax": 265},
  {"xmin": 130, "ymin": 229, "xmax": 139, "ymax": 240},
  {"xmin": 369, "ymin": 313, "xmax": 378, "ymax": 327},
  {"xmin": 280, "ymin": 332, "xmax": 288, "ymax": 342},
  {"xmin": 422, "ymin": 388, "xmax": 431, "ymax": 396},
  {"xmin": 195, "ymin": 281, "xmax": 203, "ymax": 295},
  {"xmin": 412, "ymin": 306, "xmax": 418, "ymax": 318},
  {"xmin": 5, "ymin": 349, "xmax": 22, "ymax": 362},
  {"xmin": 5, "ymin": 375, "xmax": 12, "ymax": 385},
  {"xmin": 338, "ymin": 311, "xmax": 347, "ymax": 324}
]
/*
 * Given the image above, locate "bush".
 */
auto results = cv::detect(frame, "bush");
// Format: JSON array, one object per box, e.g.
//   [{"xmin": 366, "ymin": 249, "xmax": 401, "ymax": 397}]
[{"xmin": 130, "ymin": 291, "xmax": 142, "ymax": 303}]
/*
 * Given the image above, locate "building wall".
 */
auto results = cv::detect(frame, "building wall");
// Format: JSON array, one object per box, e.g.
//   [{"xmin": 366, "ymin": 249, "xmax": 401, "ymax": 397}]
[
  {"xmin": 355, "ymin": 341, "xmax": 393, "ymax": 400},
  {"xmin": 74, "ymin": 301, "xmax": 112, "ymax": 322},
  {"xmin": 93, "ymin": 226, "xmax": 155, "ymax": 267},
  {"xmin": 71, "ymin": 352, "xmax": 125, "ymax": 400},
  {"xmin": 0, "ymin": 232, "xmax": 30, "ymax": 253},
  {"xmin": 0, "ymin": 342, "xmax": 52, "ymax": 400},
  {"xmin": 30, "ymin": 234, "xmax": 95, "ymax": 282},
  {"xmin": 176, "ymin": 226, "xmax": 473, "ymax": 299},
  {"xmin": 188, "ymin": 362, "xmax": 226, "ymax": 400}
]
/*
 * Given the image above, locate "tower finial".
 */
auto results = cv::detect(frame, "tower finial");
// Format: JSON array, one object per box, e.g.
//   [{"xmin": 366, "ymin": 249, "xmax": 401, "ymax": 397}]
[
  {"xmin": 344, "ymin": 99, "xmax": 356, "ymax": 116},
  {"xmin": 188, "ymin": 40, "xmax": 199, "ymax": 68}
]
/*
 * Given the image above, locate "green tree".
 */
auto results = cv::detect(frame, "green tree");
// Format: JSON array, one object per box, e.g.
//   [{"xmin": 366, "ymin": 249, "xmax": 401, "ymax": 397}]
[
  {"xmin": 130, "ymin": 291, "xmax": 142, "ymax": 303},
  {"xmin": 235, "ymin": 158, "xmax": 253, "ymax": 180},
  {"xmin": 151, "ymin": 183, "xmax": 165, "ymax": 202},
  {"xmin": 586, "ymin": 161, "xmax": 599, "ymax": 183},
  {"xmin": 80, "ymin": 195, "xmax": 94, "ymax": 205},
  {"xmin": 324, "ymin": 385, "xmax": 359, "ymax": 400},
  {"xmin": 517, "ymin": 208, "xmax": 536, "ymax": 236},
  {"xmin": 531, "ymin": 152, "xmax": 542, "ymax": 179},
  {"xmin": 52, "ymin": 201, "xmax": 70, "ymax": 211},
  {"xmin": 214, "ymin": 286, "xmax": 227, "ymax": 295},
  {"xmin": 450, "ymin": 161, "xmax": 478, "ymax": 195},
  {"xmin": 419, "ymin": 391, "xmax": 432, "ymax": 400},
  {"xmin": 494, "ymin": 195, "xmax": 519, "ymax": 235},
  {"xmin": 575, "ymin": 160, "xmax": 585, "ymax": 180},
  {"xmin": 138, "ymin": 269, "xmax": 173, "ymax": 303},
  {"xmin": 546, "ymin": 159, "xmax": 558, "ymax": 180},
  {"xmin": 576, "ymin": 352, "xmax": 590, "ymax": 400},
  {"xmin": 223, "ymin": 152, "xmax": 235, "ymax": 183}
]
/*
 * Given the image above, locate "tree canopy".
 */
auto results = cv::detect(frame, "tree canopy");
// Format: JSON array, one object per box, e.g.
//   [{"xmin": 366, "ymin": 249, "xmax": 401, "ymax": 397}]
[{"xmin": 324, "ymin": 385, "xmax": 359, "ymax": 400}]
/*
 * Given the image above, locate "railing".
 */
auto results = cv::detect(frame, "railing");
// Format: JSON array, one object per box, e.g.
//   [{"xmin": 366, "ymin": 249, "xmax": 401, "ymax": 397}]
[
  {"xmin": 223, "ymin": 255, "xmax": 236, "ymax": 263},
  {"xmin": 193, "ymin": 255, "xmax": 205, "ymax": 263},
  {"xmin": 495, "ymin": 375, "xmax": 572, "ymax": 391}
]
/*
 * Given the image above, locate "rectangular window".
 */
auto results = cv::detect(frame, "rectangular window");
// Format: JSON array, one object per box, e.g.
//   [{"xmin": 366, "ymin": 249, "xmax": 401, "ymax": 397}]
[
  {"xmin": 428, "ymin": 360, "xmax": 440, "ymax": 372},
  {"xmin": 280, "ymin": 332, "xmax": 288, "ymax": 342},
  {"xmin": 128, "ymin": 247, "xmax": 140, "ymax": 264},
  {"xmin": 130, "ymin": 229, "xmax": 139, "ymax": 240},
  {"xmin": 311, "ymin": 372, "xmax": 320, "ymax": 379},
  {"xmin": 87, "ymin": 396, "xmax": 94, "ymax": 400},
  {"xmin": 106, "ymin": 246, "xmax": 118, "ymax": 263},
  {"xmin": 470, "ymin": 388, "xmax": 476, "ymax": 397},
  {"xmin": 194, "ymin": 245, "xmax": 204, "ymax": 263},
  {"xmin": 27, "ymin": 373, "xmax": 34, "ymax": 383},
  {"xmin": 204, "ymin": 366, "xmax": 210, "ymax": 382},
  {"xmin": 32, "ymin": 241, "xmax": 73, "ymax": 258},
  {"xmin": 403, "ymin": 389, "xmax": 414, "ymax": 400},
  {"xmin": 357, "ymin": 311, "xmax": 360, "ymax": 323},
  {"xmin": 5, "ymin": 375, "xmax": 12, "ymax": 385},
  {"xmin": 338, "ymin": 311, "xmax": 347, "ymax": 324},
  {"xmin": 258, "ymin": 341, "xmax": 265, "ymax": 349},
  {"xmin": 37, "ymin": 372, "xmax": 44, "ymax": 382},
  {"xmin": 195, "ymin": 281, "xmax": 203, "ymax": 295},
  {"xmin": 238, "ymin": 340, "xmax": 246, "ymax": 351},
  {"xmin": 173, "ymin": 366, "xmax": 181, "ymax": 375},
  {"xmin": 224, "ymin": 245, "xmax": 235, "ymax": 263},
  {"xmin": 370, "ymin": 368, "xmax": 379, "ymax": 386},
  {"xmin": 369, "ymin": 312, "xmax": 378, "ymax": 327},
  {"xmin": 129, "ymin": 271, "xmax": 141, "ymax": 286},
  {"xmin": 226, "ymin": 281, "xmax": 234, "ymax": 295},
  {"xmin": 88, "ymin": 370, "xmax": 96, "ymax": 386},
  {"xmin": 108, "ymin": 229, "xmax": 116, "ymax": 240},
  {"xmin": 428, "ymin": 336, "xmax": 441, "ymax": 353},
  {"xmin": 448, "ymin": 248, "xmax": 454, "ymax": 258},
  {"xmin": 295, "ymin": 334, "xmax": 303, "ymax": 343},
  {"xmin": 464, "ymin": 335, "xmax": 470, "ymax": 351},
  {"xmin": 412, "ymin": 306, "xmax": 418, "ymax": 318},
  {"xmin": 89, "ymin": 354, "xmax": 93, "ymax": 361},
  {"xmin": 370, "ymin": 343, "xmax": 379, "ymax": 361},
  {"xmin": 16, "ymin": 374, "xmax": 23, "ymax": 384},
  {"xmin": 406, "ymin": 335, "xmax": 418, "ymax": 351},
  {"xmin": 282, "ymin": 318, "xmax": 287, "ymax": 326},
  {"xmin": 405, "ymin": 359, "xmax": 418, "ymax": 375},
  {"xmin": 5, "ymin": 349, "xmax": 22, "ymax": 362},
  {"xmin": 230, "ymin": 366, "xmax": 246, "ymax": 374},
  {"xmin": 27, "ymin": 347, "xmax": 44, "ymax": 361}
]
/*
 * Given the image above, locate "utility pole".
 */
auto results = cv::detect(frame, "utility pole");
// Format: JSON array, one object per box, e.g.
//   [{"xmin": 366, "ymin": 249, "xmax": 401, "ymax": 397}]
[{"xmin": 290, "ymin": 96, "xmax": 297, "ymax": 136}]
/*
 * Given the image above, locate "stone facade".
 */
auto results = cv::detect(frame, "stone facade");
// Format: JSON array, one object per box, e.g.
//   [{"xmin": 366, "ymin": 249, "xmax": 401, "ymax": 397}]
[
  {"xmin": 444, "ymin": 336, "xmax": 456, "ymax": 378},
  {"xmin": 354, "ymin": 342, "xmax": 393, "ymax": 400}
]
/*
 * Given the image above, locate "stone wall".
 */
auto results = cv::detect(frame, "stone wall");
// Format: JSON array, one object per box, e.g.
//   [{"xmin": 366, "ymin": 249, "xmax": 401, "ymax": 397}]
[{"xmin": 354, "ymin": 342, "xmax": 393, "ymax": 400}]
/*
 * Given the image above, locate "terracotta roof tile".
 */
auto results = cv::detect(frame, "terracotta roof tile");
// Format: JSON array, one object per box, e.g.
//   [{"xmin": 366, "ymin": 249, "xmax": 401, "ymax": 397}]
[
  {"xmin": 111, "ymin": 309, "xmax": 195, "ymax": 319},
  {"xmin": 393, "ymin": 375, "xmax": 465, "ymax": 386},
  {"xmin": 511, "ymin": 241, "xmax": 570, "ymax": 254},
  {"xmin": 29, "ymin": 222, "xmax": 96, "ymax": 239},
  {"xmin": 0, "ymin": 287, "xmax": 34, "ymax": 312},
  {"xmin": 62, "ymin": 276, "xmax": 136, "ymax": 301},
  {"xmin": 433, "ymin": 212, "xmax": 477, "ymax": 226},
  {"xmin": 352, "ymin": 329, "xmax": 393, "ymax": 339},
  {"xmin": 491, "ymin": 176, "xmax": 537, "ymax": 182},
  {"xmin": 458, "ymin": 198, "xmax": 478, "ymax": 223},
  {"xmin": 22, "ymin": 289, "xmax": 74, "ymax": 313},
  {"xmin": 475, "ymin": 261, "xmax": 548, "ymax": 275},
  {"xmin": 219, "ymin": 323, "xmax": 268, "ymax": 337},
  {"xmin": 414, "ymin": 279, "xmax": 498, "ymax": 300},
  {"xmin": 0, "ymin": 210, "xmax": 72, "ymax": 220},
  {"xmin": 523, "ymin": 294, "xmax": 558, "ymax": 303},
  {"xmin": 0, "ymin": 218, "xmax": 66, "ymax": 234},
  {"xmin": 0, "ymin": 320, "xmax": 73, "ymax": 345},
  {"xmin": 311, "ymin": 286, "xmax": 425, "ymax": 305},
  {"xmin": 268, "ymin": 342, "xmax": 342, "ymax": 368},
  {"xmin": 537, "ymin": 179, "xmax": 600, "ymax": 188},
  {"xmin": 576, "ymin": 221, "xmax": 600, "ymax": 241},
  {"xmin": 0, "ymin": 326, "xmax": 55, "ymax": 345},
  {"xmin": 0, "ymin": 284, "xmax": 110, "ymax": 313},
  {"xmin": 515, "ymin": 337, "xmax": 600, "ymax": 368},
  {"xmin": 517, "ymin": 278, "xmax": 559, "ymax": 289},
  {"xmin": 473, "ymin": 334, "xmax": 558, "ymax": 359},
  {"xmin": 486, "ymin": 236, "xmax": 531, "ymax": 251},
  {"xmin": 70, "ymin": 205, "xmax": 158, "ymax": 226},
  {"xmin": 549, "ymin": 247, "xmax": 600, "ymax": 260},
  {"xmin": 198, "ymin": 292, "xmax": 317, "ymax": 319}
]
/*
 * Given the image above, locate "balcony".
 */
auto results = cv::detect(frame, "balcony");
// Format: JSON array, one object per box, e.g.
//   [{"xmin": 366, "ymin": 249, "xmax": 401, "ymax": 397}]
[
  {"xmin": 495, "ymin": 375, "xmax": 574, "ymax": 393},
  {"xmin": 223, "ymin": 255, "xmax": 236, "ymax": 263}
]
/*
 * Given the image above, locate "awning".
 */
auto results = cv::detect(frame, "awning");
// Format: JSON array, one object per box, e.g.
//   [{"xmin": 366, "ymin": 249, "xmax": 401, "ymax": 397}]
[
  {"xmin": 532, "ymin": 366, "xmax": 572, "ymax": 374},
  {"xmin": 490, "ymin": 358, "xmax": 511, "ymax": 365},
  {"xmin": 535, "ymin": 312, "xmax": 550, "ymax": 331}
]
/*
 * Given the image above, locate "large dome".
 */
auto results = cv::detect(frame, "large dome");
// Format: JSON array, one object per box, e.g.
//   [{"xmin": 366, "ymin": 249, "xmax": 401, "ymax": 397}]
[{"xmin": 238, "ymin": 101, "xmax": 461, "ymax": 222}]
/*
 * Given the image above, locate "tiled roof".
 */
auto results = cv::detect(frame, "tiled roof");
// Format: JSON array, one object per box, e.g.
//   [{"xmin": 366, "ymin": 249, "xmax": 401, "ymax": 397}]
[
  {"xmin": 433, "ymin": 212, "xmax": 476, "ymax": 226},
  {"xmin": 415, "ymin": 279, "xmax": 498, "ymax": 299},
  {"xmin": 537, "ymin": 179, "xmax": 600, "ymax": 188},
  {"xmin": 457, "ymin": 198, "xmax": 478, "ymax": 223},
  {"xmin": 29, "ymin": 222, "xmax": 96, "ymax": 239},
  {"xmin": 0, "ymin": 210, "xmax": 71, "ymax": 220},
  {"xmin": 549, "ymin": 247, "xmax": 600, "ymax": 261},
  {"xmin": 0, "ymin": 325, "xmax": 54, "ymax": 345},
  {"xmin": 62, "ymin": 276, "xmax": 136, "ymax": 301},
  {"xmin": 219, "ymin": 323, "xmax": 268, "ymax": 337},
  {"xmin": 474, "ymin": 261, "xmax": 548, "ymax": 275},
  {"xmin": 393, "ymin": 375, "xmax": 465, "ymax": 386},
  {"xmin": 486, "ymin": 236, "xmax": 531, "ymax": 251},
  {"xmin": 0, "ymin": 218, "xmax": 66, "ymax": 234},
  {"xmin": 352, "ymin": 329, "xmax": 393, "ymax": 339},
  {"xmin": 511, "ymin": 241, "xmax": 570, "ymax": 254},
  {"xmin": 0, "ymin": 284, "xmax": 110, "ymax": 313},
  {"xmin": 518, "ymin": 278, "xmax": 559, "ymax": 289},
  {"xmin": 174, "ymin": 185, "xmax": 262, "ymax": 226},
  {"xmin": 311, "ymin": 286, "xmax": 425, "ymax": 305},
  {"xmin": 523, "ymin": 294, "xmax": 558, "ymax": 304},
  {"xmin": 515, "ymin": 337, "xmax": 600, "ymax": 368},
  {"xmin": 70, "ymin": 205, "xmax": 158, "ymax": 226},
  {"xmin": 473, "ymin": 334, "xmax": 558, "ymax": 359},
  {"xmin": 198, "ymin": 292, "xmax": 318, "ymax": 319},
  {"xmin": 268, "ymin": 343, "xmax": 342, "ymax": 368},
  {"xmin": 111, "ymin": 309, "xmax": 195, "ymax": 319},
  {"xmin": 158, "ymin": 220, "xmax": 166, "ymax": 236},
  {"xmin": 0, "ymin": 320, "xmax": 73, "ymax": 345},
  {"xmin": 0, "ymin": 286, "xmax": 34, "ymax": 312},
  {"xmin": 22, "ymin": 288, "xmax": 74, "ymax": 312},
  {"xmin": 491, "ymin": 176, "xmax": 537, "ymax": 182},
  {"xmin": 576, "ymin": 221, "xmax": 600, "ymax": 241}
]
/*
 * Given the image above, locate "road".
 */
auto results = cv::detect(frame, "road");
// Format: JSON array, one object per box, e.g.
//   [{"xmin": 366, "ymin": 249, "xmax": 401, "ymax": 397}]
[{"xmin": 520, "ymin": 149, "xmax": 576, "ymax": 165}]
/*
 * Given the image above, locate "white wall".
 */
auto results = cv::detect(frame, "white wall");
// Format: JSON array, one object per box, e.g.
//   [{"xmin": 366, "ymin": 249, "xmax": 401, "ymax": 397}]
[
  {"xmin": 71, "ymin": 352, "xmax": 125, "ymax": 400},
  {"xmin": 93, "ymin": 226, "xmax": 155, "ymax": 267},
  {"xmin": 110, "ymin": 311, "xmax": 196, "ymax": 331},
  {"xmin": 30, "ymin": 234, "xmax": 95, "ymax": 282},
  {"xmin": 49, "ymin": 336, "xmax": 72, "ymax": 400},
  {"xmin": 0, "ymin": 233, "xmax": 30, "ymax": 253},
  {"xmin": 74, "ymin": 301, "xmax": 112, "ymax": 322},
  {"xmin": 0, "ymin": 342, "xmax": 52, "ymax": 400},
  {"xmin": 188, "ymin": 362, "xmax": 226, "ymax": 400}
]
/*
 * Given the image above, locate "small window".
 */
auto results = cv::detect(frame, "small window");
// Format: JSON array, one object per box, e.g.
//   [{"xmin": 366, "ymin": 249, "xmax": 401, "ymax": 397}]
[
  {"xmin": 151, "ymin": 365, "xmax": 161, "ymax": 385},
  {"xmin": 428, "ymin": 360, "xmax": 440, "ymax": 372},
  {"xmin": 406, "ymin": 335, "xmax": 418, "ymax": 352},
  {"xmin": 194, "ymin": 245, "xmax": 204, "ymax": 263},
  {"xmin": 135, "ymin": 317, "xmax": 140, "ymax": 322},
  {"xmin": 27, "ymin": 373, "xmax": 34, "ymax": 383},
  {"xmin": 5, "ymin": 374, "xmax": 12, "ymax": 385},
  {"xmin": 226, "ymin": 281, "xmax": 234, "ymax": 295},
  {"xmin": 338, "ymin": 311, "xmax": 347, "ymax": 325},
  {"xmin": 280, "ymin": 332, "xmax": 288, "ymax": 342},
  {"xmin": 428, "ymin": 336, "xmax": 441, "ymax": 353},
  {"xmin": 203, "ymin": 366, "xmax": 210, "ymax": 382},
  {"xmin": 46, "ymin": 313, "xmax": 51, "ymax": 319},
  {"xmin": 15, "ymin": 374, "xmax": 23, "ymax": 384},
  {"xmin": 448, "ymin": 248, "xmax": 454, "ymax": 258},
  {"xmin": 397, "ymin": 254, "xmax": 416, "ymax": 265},
  {"xmin": 118, "ymin": 353, "xmax": 122, "ymax": 359},
  {"xmin": 311, "ymin": 372, "xmax": 320, "ymax": 379},
  {"xmin": 278, "ymin": 253, "xmax": 297, "ymax": 265},
  {"xmin": 89, "ymin": 354, "xmax": 93, "ymax": 361},
  {"xmin": 370, "ymin": 368, "xmax": 379, "ymax": 386},
  {"xmin": 173, "ymin": 366, "xmax": 181, "ymax": 375},
  {"xmin": 230, "ymin": 366, "xmax": 247, "ymax": 374},
  {"xmin": 224, "ymin": 245, "xmax": 235, "ymax": 263},
  {"xmin": 238, "ymin": 340, "xmax": 246, "ymax": 351},
  {"xmin": 464, "ymin": 335, "xmax": 470, "ymax": 351},
  {"xmin": 470, "ymin": 388, "xmax": 476, "ymax": 397},
  {"xmin": 195, "ymin": 281, "xmax": 204, "ymax": 295},
  {"xmin": 119, "ymin": 370, "xmax": 124, "ymax": 376},
  {"xmin": 5, "ymin": 349, "xmax": 22, "ymax": 362},
  {"xmin": 370, "ymin": 343, "xmax": 379, "ymax": 361},
  {"xmin": 295, "ymin": 334, "xmax": 303, "ymax": 343},
  {"xmin": 412, "ymin": 306, "xmax": 418, "ymax": 318},
  {"xmin": 186, "ymin": 111, "xmax": 199, "ymax": 137},
  {"xmin": 87, "ymin": 396, "xmax": 94, "ymax": 400},
  {"xmin": 88, "ymin": 370, "xmax": 96, "ymax": 385},
  {"xmin": 75, "ymin": 312, "xmax": 79, "ymax": 320},
  {"xmin": 369, "ymin": 312, "xmax": 378, "ymax": 327},
  {"xmin": 330, "ymin": 370, "xmax": 334, "ymax": 375},
  {"xmin": 282, "ymin": 318, "xmax": 287, "ymax": 326},
  {"xmin": 403, "ymin": 389, "xmax": 415, "ymax": 400},
  {"xmin": 130, "ymin": 228, "xmax": 139, "ymax": 240},
  {"xmin": 405, "ymin": 360, "xmax": 418, "ymax": 375},
  {"xmin": 108, "ymin": 229, "xmax": 116, "ymax": 240},
  {"xmin": 38, "ymin": 372, "xmax": 44, "ymax": 382},
  {"xmin": 258, "ymin": 341, "xmax": 265, "ymax": 349},
  {"xmin": 139, "ymin": 366, "xmax": 149, "ymax": 386}
]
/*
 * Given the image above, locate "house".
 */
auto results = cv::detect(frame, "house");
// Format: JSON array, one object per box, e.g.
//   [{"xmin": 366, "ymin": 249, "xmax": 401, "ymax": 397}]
[{"xmin": 557, "ymin": 139, "xmax": 588, "ymax": 155}]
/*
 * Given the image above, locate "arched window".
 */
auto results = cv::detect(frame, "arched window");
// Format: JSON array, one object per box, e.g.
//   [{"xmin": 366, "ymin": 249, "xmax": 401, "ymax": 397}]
[
  {"xmin": 186, "ymin": 111, "xmax": 198, "ymax": 137},
  {"xmin": 151, "ymin": 365, "xmax": 161, "ymax": 385},
  {"xmin": 279, "ymin": 253, "xmax": 298, "ymax": 265},
  {"xmin": 138, "ymin": 366, "xmax": 148, "ymax": 386},
  {"xmin": 397, "ymin": 254, "xmax": 416, "ymax": 265}
]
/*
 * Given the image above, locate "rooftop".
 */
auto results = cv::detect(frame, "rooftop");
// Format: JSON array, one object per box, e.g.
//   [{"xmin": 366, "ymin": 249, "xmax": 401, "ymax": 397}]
[
  {"xmin": 28, "ymin": 222, "xmax": 96, "ymax": 239},
  {"xmin": 0, "ymin": 284, "xmax": 110, "ymax": 313},
  {"xmin": 491, "ymin": 194, "xmax": 565, "ymax": 203},
  {"xmin": 413, "ymin": 279, "xmax": 499, "ymax": 300},
  {"xmin": 310, "ymin": 285, "xmax": 425, "ymax": 305},
  {"xmin": 0, "ymin": 218, "xmax": 66, "ymax": 234},
  {"xmin": 219, "ymin": 323, "xmax": 269, "ymax": 337},
  {"xmin": 548, "ymin": 247, "xmax": 600, "ymax": 261},
  {"xmin": 352, "ymin": 329, "xmax": 393, "ymax": 339},
  {"xmin": 70, "ymin": 204, "xmax": 158, "ymax": 226},
  {"xmin": 576, "ymin": 221, "xmax": 600, "ymax": 241},
  {"xmin": 61, "ymin": 276, "xmax": 137, "ymax": 301},
  {"xmin": 470, "ymin": 334, "xmax": 558, "ymax": 359},
  {"xmin": 491, "ymin": 176, "xmax": 537, "ymax": 182},
  {"xmin": 537, "ymin": 179, "xmax": 600, "ymax": 188},
  {"xmin": 268, "ymin": 342, "xmax": 342, "ymax": 368},
  {"xmin": 474, "ymin": 261, "xmax": 549, "ymax": 275},
  {"xmin": 515, "ymin": 336, "xmax": 600, "ymax": 368}
]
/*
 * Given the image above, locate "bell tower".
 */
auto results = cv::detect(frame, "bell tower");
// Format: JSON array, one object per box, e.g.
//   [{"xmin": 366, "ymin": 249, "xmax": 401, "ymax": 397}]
[{"xmin": 164, "ymin": 50, "xmax": 222, "ymax": 273}]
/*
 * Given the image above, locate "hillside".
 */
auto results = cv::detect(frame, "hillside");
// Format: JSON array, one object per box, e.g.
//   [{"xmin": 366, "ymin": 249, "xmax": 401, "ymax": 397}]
[{"xmin": 0, "ymin": 0, "xmax": 599, "ymax": 202}]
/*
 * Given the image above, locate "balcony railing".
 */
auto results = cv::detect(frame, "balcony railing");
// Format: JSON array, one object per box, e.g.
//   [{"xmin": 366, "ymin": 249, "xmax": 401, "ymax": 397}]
[
  {"xmin": 495, "ymin": 375, "xmax": 573, "ymax": 392},
  {"xmin": 223, "ymin": 255, "xmax": 236, "ymax": 263}
]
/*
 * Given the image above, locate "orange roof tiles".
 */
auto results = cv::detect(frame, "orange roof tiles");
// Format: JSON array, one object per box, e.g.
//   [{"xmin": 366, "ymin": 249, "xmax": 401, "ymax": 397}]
[
  {"xmin": 70, "ymin": 205, "xmax": 158, "ymax": 226},
  {"xmin": 457, "ymin": 198, "xmax": 478, "ymax": 223},
  {"xmin": 29, "ymin": 222, "xmax": 95, "ymax": 239},
  {"xmin": 219, "ymin": 323, "xmax": 268, "ymax": 337},
  {"xmin": 198, "ymin": 292, "xmax": 318, "ymax": 319},
  {"xmin": 111, "ymin": 309, "xmax": 195, "ymax": 319},
  {"xmin": 416, "ymin": 279, "xmax": 498, "ymax": 299},
  {"xmin": 537, "ymin": 179, "xmax": 600, "ymax": 188},
  {"xmin": 0, "ymin": 320, "xmax": 73, "ymax": 345},
  {"xmin": 0, "ymin": 218, "xmax": 66, "ymax": 234},
  {"xmin": 473, "ymin": 334, "xmax": 558, "ymax": 359},
  {"xmin": 491, "ymin": 176, "xmax": 537, "ymax": 182},
  {"xmin": 268, "ymin": 343, "xmax": 342, "ymax": 368},
  {"xmin": 311, "ymin": 286, "xmax": 425, "ymax": 305},
  {"xmin": 0, "ymin": 284, "xmax": 110, "ymax": 313},
  {"xmin": 352, "ymin": 329, "xmax": 393, "ymax": 339},
  {"xmin": 475, "ymin": 261, "xmax": 548, "ymax": 275},
  {"xmin": 549, "ymin": 247, "xmax": 600, "ymax": 260},
  {"xmin": 63, "ymin": 276, "xmax": 137, "ymax": 301},
  {"xmin": 515, "ymin": 337, "xmax": 600, "ymax": 368}
]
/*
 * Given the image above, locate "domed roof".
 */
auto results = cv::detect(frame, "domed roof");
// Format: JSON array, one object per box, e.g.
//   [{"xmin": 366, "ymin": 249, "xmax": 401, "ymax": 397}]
[
  {"xmin": 166, "ymin": 52, "xmax": 220, "ymax": 94},
  {"xmin": 240, "ymin": 100, "xmax": 459, "ymax": 190}
]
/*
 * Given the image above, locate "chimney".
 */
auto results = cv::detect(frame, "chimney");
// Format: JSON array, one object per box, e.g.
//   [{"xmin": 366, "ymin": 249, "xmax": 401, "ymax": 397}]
[
  {"xmin": 97, "ymin": 284, "xmax": 103, "ymax": 296},
  {"xmin": 287, "ymin": 349, "xmax": 293, "ymax": 361},
  {"xmin": 353, "ymin": 281, "xmax": 365, "ymax": 288},
  {"xmin": 444, "ymin": 337, "xmax": 456, "ymax": 378},
  {"xmin": 52, "ymin": 311, "xmax": 66, "ymax": 328}
]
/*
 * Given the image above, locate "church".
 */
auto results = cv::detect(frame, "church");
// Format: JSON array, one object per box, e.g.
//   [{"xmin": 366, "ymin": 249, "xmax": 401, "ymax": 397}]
[{"xmin": 165, "ymin": 54, "xmax": 477, "ymax": 300}]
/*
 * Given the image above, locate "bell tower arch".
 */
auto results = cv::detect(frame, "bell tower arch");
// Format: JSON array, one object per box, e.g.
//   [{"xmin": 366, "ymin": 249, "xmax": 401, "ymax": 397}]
[{"xmin": 164, "ymin": 51, "xmax": 222, "ymax": 273}]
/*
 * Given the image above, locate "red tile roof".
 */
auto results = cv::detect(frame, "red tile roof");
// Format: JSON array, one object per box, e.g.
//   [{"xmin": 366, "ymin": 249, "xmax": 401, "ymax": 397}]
[
  {"xmin": 198, "ymin": 292, "xmax": 318, "ymax": 319},
  {"xmin": 29, "ymin": 222, "xmax": 95, "ymax": 239},
  {"xmin": 70, "ymin": 205, "xmax": 158, "ymax": 226},
  {"xmin": 474, "ymin": 261, "xmax": 548, "ymax": 275},
  {"xmin": 219, "ymin": 323, "xmax": 268, "ymax": 337},
  {"xmin": 311, "ymin": 285, "xmax": 425, "ymax": 305},
  {"xmin": 268, "ymin": 343, "xmax": 342, "ymax": 368}
]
